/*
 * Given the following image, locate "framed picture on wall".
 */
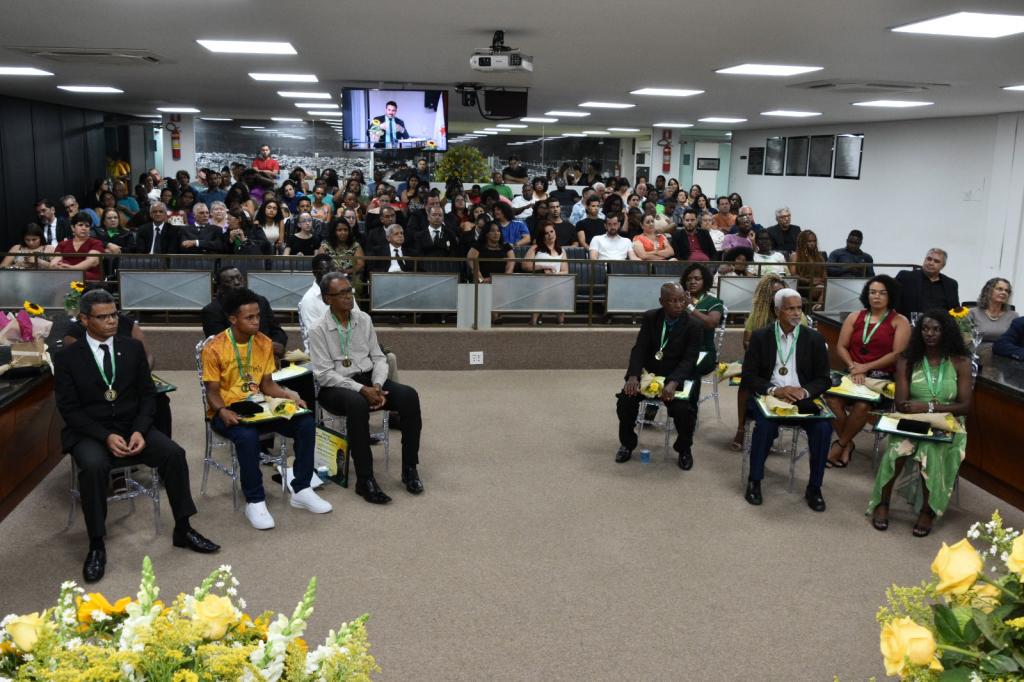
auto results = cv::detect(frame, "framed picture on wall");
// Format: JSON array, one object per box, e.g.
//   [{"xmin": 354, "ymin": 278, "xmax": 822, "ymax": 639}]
[
  {"xmin": 696, "ymin": 157, "xmax": 720, "ymax": 171},
  {"xmin": 765, "ymin": 137, "xmax": 785, "ymax": 176},
  {"xmin": 747, "ymin": 147, "xmax": 764, "ymax": 175},
  {"xmin": 808, "ymin": 135, "xmax": 835, "ymax": 177},
  {"xmin": 834, "ymin": 134, "xmax": 864, "ymax": 180},
  {"xmin": 785, "ymin": 136, "xmax": 809, "ymax": 176}
]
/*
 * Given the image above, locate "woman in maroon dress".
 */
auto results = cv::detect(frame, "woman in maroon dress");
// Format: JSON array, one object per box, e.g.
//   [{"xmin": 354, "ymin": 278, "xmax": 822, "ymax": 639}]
[
  {"xmin": 825, "ymin": 275, "xmax": 911, "ymax": 467},
  {"xmin": 52, "ymin": 213, "xmax": 105, "ymax": 281}
]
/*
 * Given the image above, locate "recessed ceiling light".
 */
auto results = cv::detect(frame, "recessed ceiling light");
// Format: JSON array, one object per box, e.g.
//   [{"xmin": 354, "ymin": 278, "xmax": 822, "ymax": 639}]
[
  {"xmin": 497, "ymin": 123, "xmax": 528, "ymax": 128},
  {"xmin": 134, "ymin": 114, "xmax": 161, "ymax": 119},
  {"xmin": 57, "ymin": 85, "xmax": 123, "ymax": 94},
  {"xmin": 852, "ymin": 100, "xmax": 934, "ymax": 108},
  {"xmin": 716, "ymin": 64, "xmax": 823, "ymax": 77},
  {"xmin": 562, "ymin": 133, "xmax": 587, "ymax": 137},
  {"xmin": 0, "ymin": 67, "xmax": 53, "ymax": 76},
  {"xmin": 472, "ymin": 130, "xmax": 498, "ymax": 135},
  {"xmin": 653, "ymin": 122, "xmax": 694, "ymax": 128},
  {"xmin": 277, "ymin": 91, "xmax": 331, "ymax": 99},
  {"xmin": 295, "ymin": 102, "xmax": 337, "ymax": 109},
  {"xmin": 761, "ymin": 110, "xmax": 822, "ymax": 117},
  {"xmin": 307, "ymin": 111, "xmax": 342, "ymax": 117},
  {"xmin": 581, "ymin": 130, "xmax": 611, "ymax": 135},
  {"xmin": 200, "ymin": 117, "xmax": 233, "ymax": 121},
  {"xmin": 157, "ymin": 107, "xmax": 200, "ymax": 113},
  {"xmin": 249, "ymin": 73, "xmax": 318, "ymax": 82},
  {"xmin": 891, "ymin": 12, "xmax": 1024, "ymax": 38},
  {"xmin": 197, "ymin": 40, "xmax": 297, "ymax": 54},
  {"xmin": 630, "ymin": 87, "xmax": 704, "ymax": 97},
  {"xmin": 271, "ymin": 117, "xmax": 303, "ymax": 122},
  {"xmin": 545, "ymin": 110, "xmax": 590, "ymax": 117},
  {"xmin": 607, "ymin": 127, "xmax": 640, "ymax": 132},
  {"xmin": 521, "ymin": 117, "xmax": 557, "ymax": 123},
  {"xmin": 239, "ymin": 126, "xmax": 265, "ymax": 129},
  {"xmin": 579, "ymin": 101, "xmax": 635, "ymax": 109},
  {"xmin": 1005, "ymin": 85, "xmax": 1024, "ymax": 92},
  {"xmin": 698, "ymin": 117, "xmax": 747, "ymax": 123},
  {"xmin": 482, "ymin": 128, "xmax": 506, "ymax": 132}
]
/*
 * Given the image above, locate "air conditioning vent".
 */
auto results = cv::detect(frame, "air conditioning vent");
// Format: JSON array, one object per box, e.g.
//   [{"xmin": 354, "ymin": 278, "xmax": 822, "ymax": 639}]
[
  {"xmin": 8, "ymin": 46, "xmax": 164, "ymax": 65},
  {"xmin": 790, "ymin": 79, "xmax": 950, "ymax": 95}
]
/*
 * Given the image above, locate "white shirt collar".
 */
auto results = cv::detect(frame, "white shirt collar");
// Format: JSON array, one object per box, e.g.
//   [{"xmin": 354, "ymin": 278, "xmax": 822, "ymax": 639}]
[{"xmin": 85, "ymin": 332, "xmax": 113, "ymax": 358}]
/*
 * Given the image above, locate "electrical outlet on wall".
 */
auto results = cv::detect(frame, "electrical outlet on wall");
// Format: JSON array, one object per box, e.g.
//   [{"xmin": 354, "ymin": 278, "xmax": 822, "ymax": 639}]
[{"xmin": 469, "ymin": 351, "xmax": 484, "ymax": 365}]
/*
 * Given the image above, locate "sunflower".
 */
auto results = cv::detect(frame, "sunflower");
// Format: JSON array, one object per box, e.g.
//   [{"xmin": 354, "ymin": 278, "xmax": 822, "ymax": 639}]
[
  {"xmin": 371, "ymin": 118, "xmax": 382, "ymax": 126},
  {"xmin": 22, "ymin": 301, "xmax": 44, "ymax": 316},
  {"xmin": 948, "ymin": 306, "xmax": 970, "ymax": 318},
  {"xmin": 425, "ymin": 140, "xmax": 437, "ymax": 149},
  {"xmin": 70, "ymin": 281, "xmax": 85, "ymax": 293}
]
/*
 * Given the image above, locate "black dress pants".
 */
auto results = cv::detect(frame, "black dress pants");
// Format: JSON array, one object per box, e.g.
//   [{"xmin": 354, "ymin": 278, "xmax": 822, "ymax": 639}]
[
  {"xmin": 616, "ymin": 391, "xmax": 698, "ymax": 454},
  {"xmin": 70, "ymin": 428, "xmax": 198, "ymax": 539},
  {"xmin": 318, "ymin": 374, "xmax": 421, "ymax": 480}
]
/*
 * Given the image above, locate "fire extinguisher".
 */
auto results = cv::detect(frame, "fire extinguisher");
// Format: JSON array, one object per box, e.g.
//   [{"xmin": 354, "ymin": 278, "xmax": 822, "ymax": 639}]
[
  {"xmin": 168, "ymin": 124, "xmax": 181, "ymax": 161},
  {"xmin": 657, "ymin": 129, "xmax": 672, "ymax": 173}
]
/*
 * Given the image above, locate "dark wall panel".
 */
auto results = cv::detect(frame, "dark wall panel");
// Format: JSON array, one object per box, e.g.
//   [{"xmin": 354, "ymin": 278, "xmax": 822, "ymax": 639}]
[
  {"xmin": 60, "ymin": 107, "xmax": 88, "ymax": 205},
  {"xmin": 0, "ymin": 97, "xmax": 39, "ymax": 243},
  {"xmin": 32, "ymin": 103, "xmax": 66, "ymax": 204}
]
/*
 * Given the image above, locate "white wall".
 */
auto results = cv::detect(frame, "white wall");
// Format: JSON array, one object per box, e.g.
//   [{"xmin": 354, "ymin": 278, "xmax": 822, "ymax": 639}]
[
  {"xmin": 692, "ymin": 141, "xmax": 721, "ymax": 196},
  {"xmin": 160, "ymin": 114, "xmax": 197, "ymax": 179},
  {"xmin": 728, "ymin": 113, "xmax": 1024, "ymax": 300}
]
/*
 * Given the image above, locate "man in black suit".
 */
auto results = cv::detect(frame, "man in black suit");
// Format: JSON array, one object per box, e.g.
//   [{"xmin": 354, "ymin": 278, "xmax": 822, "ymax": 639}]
[
  {"xmin": 202, "ymin": 265, "xmax": 287, "ymax": 358},
  {"xmin": 54, "ymin": 290, "xmax": 218, "ymax": 583},
  {"xmin": 894, "ymin": 248, "xmax": 960, "ymax": 318},
  {"xmin": 672, "ymin": 208, "xmax": 718, "ymax": 261},
  {"xmin": 35, "ymin": 198, "xmax": 71, "ymax": 247},
  {"xmin": 368, "ymin": 224, "xmax": 416, "ymax": 273},
  {"xmin": 372, "ymin": 100, "xmax": 410, "ymax": 149},
  {"xmin": 615, "ymin": 283, "xmax": 705, "ymax": 470},
  {"xmin": 411, "ymin": 206, "xmax": 460, "ymax": 272},
  {"xmin": 133, "ymin": 202, "xmax": 179, "ymax": 254},
  {"xmin": 178, "ymin": 202, "xmax": 227, "ymax": 254},
  {"xmin": 740, "ymin": 288, "xmax": 832, "ymax": 511}
]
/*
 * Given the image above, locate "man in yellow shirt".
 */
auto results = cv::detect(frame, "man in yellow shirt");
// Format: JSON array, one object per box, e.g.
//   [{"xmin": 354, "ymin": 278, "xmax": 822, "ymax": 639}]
[{"xmin": 202, "ymin": 287, "xmax": 333, "ymax": 529}]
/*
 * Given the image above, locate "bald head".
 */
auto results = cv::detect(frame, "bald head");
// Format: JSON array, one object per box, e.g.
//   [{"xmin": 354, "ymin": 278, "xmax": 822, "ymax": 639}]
[{"xmin": 660, "ymin": 282, "xmax": 687, "ymax": 319}]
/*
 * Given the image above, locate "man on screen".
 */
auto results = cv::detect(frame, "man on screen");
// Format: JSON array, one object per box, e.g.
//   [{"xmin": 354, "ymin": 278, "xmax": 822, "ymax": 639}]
[{"xmin": 372, "ymin": 100, "xmax": 409, "ymax": 149}]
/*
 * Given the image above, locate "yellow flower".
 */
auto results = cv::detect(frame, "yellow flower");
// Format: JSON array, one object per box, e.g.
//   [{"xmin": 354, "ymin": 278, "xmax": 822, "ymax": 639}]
[
  {"xmin": 76, "ymin": 593, "xmax": 132, "ymax": 623},
  {"xmin": 881, "ymin": 617, "xmax": 943, "ymax": 677},
  {"xmin": 70, "ymin": 281, "xmax": 85, "ymax": 293},
  {"xmin": 172, "ymin": 671, "xmax": 200, "ymax": 682},
  {"xmin": 882, "ymin": 382, "xmax": 896, "ymax": 399},
  {"xmin": 426, "ymin": 141, "xmax": 437, "ymax": 148},
  {"xmin": 6, "ymin": 612, "xmax": 46, "ymax": 652},
  {"xmin": 1006, "ymin": 535, "xmax": 1024, "ymax": 575},
  {"xmin": 22, "ymin": 301, "xmax": 44, "ymax": 316},
  {"xmin": 948, "ymin": 307, "xmax": 970, "ymax": 319},
  {"xmin": 371, "ymin": 118, "xmax": 381, "ymax": 126},
  {"xmin": 931, "ymin": 539, "xmax": 982, "ymax": 596},
  {"xmin": 0, "ymin": 640, "xmax": 15, "ymax": 655},
  {"xmin": 1006, "ymin": 616, "xmax": 1024, "ymax": 631},
  {"xmin": 966, "ymin": 582, "xmax": 1001, "ymax": 614},
  {"xmin": 193, "ymin": 594, "xmax": 237, "ymax": 640}
]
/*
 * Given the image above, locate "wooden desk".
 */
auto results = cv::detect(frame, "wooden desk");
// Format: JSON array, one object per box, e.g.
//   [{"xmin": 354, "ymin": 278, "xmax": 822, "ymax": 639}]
[{"xmin": 0, "ymin": 371, "xmax": 64, "ymax": 523}]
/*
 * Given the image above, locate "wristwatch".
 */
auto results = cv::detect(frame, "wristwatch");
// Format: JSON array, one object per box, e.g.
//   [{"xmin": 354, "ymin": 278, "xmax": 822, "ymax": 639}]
[{"xmin": 928, "ymin": 401, "xmax": 935, "ymax": 413}]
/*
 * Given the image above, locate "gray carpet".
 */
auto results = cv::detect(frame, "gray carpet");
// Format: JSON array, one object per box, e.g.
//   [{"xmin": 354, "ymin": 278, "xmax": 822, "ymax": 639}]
[{"xmin": 2, "ymin": 369, "xmax": 1019, "ymax": 681}]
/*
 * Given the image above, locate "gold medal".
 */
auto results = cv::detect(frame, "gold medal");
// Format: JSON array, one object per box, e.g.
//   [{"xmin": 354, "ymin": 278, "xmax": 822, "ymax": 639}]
[
  {"xmin": 778, "ymin": 367, "xmax": 788, "ymax": 376},
  {"xmin": 654, "ymin": 351, "xmax": 663, "ymax": 361},
  {"xmin": 342, "ymin": 358, "xmax": 352, "ymax": 368},
  {"xmin": 104, "ymin": 388, "xmax": 117, "ymax": 402}
]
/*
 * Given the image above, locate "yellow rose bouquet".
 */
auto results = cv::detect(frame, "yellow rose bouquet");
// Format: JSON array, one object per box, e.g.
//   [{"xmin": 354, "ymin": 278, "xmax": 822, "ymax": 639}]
[
  {"xmin": 0, "ymin": 557, "xmax": 378, "ymax": 680},
  {"xmin": 639, "ymin": 372, "xmax": 665, "ymax": 398},
  {"xmin": 874, "ymin": 511, "xmax": 1024, "ymax": 680}
]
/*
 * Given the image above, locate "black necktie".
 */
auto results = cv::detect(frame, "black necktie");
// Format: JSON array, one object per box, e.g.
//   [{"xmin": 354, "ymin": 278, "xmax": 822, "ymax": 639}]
[
  {"xmin": 100, "ymin": 343, "xmax": 113, "ymax": 381},
  {"xmin": 432, "ymin": 228, "xmax": 440, "ymax": 244},
  {"xmin": 393, "ymin": 247, "xmax": 400, "ymax": 259},
  {"xmin": 152, "ymin": 225, "xmax": 161, "ymax": 253},
  {"xmin": 46, "ymin": 224, "xmax": 54, "ymax": 244}
]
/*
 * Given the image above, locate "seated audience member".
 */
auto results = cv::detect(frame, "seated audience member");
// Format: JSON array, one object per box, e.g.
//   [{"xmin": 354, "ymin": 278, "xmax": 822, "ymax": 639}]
[
  {"xmin": 56, "ymin": 290, "xmax": 218, "ymax": 582},
  {"xmin": 52, "ymin": 213, "xmax": 105, "ymax": 281},
  {"xmin": 827, "ymin": 229, "xmax": 875, "ymax": 277},
  {"xmin": 705, "ymin": 210, "xmax": 729, "ymax": 254},
  {"xmin": 734, "ymin": 205, "xmax": 764, "ymax": 234},
  {"xmin": 412, "ymin": 205, "xmax": 460, "ymax": 266},
  {"xmin": 494, "ymin": 202, "xmax": 531, "ymax": 247},
  {"xmin": 633, "ymin": 215, "xmax": 675, "ymax": 261},
  {"xmin": 868, "ymin": 310, "xmax": 971, "ymax": 536},
  {"xmin": 525, "ymin": 199, "xmax": 550, "ymax": 240},
  {"xmin": 319, "ymin": 218, "xmax": 365, "ymax": 294},
  {"xmin": 523, "ymin": 223, "xmax": 568, "ymax": 326},
  {"xmin": 681, "ymin": 263, "xmax": 725, "ymax": 381},
  {"xmin": 753, "ymin": 231, "xmax": 789, "ymax": 276},
  {"xmin": 721, "ymin": 215, "xmax": 756, "ymax": 252},
  {"xmin": 255, "ymin": 199, "xmax": 286, "ymax": 254},
  {"xmin": 569, "ymin": 187, "xmax": 598, "ymax": 225},
  {"xmin": 530, "ymin": 176, "xmax": 549, "ymax": 203},
  {"xmin": 588, "ymin": 213, "xmax": 636, "ymax": 261},
  {"xmin": 300, "ymin": 254, "xmax": 356, "ymax": 336},
  {"xmin": 502, "ymin": 155, "xmax": 528, "ymax": 184},
  {"xmin": 545, "ymin": 199, "xmax": 578, "ymax": 246},
  {"xmin": 766, "ymin": 207, "xmax": 801, "ymax": 253},
  {"xmin": 132, "ymin": 202, "xmax": 179, "ymax": 255},
  {"xmin": 1, "ymin": 223, "xmax": 53, "ymax": 269},
  {"xmin": 309, "ymin": 273, "xmax": 424, "ymax": 504},
  {"xmin": 575, "ymin": 195, "xmax": 606, "ymax": 249},
  {"xmin": 671, "ymin": 209, "xmax": 715, "ymax": 262},
  {"xmin": 197, "ymin": 170, "xmax": 227, "ymax": 207},
  {"xmin": 548, "ymin": 176, "xmax": 579, "ymax": 209},
  {"xmin": 203, "ymin": 287, "xmax": 331, "ymax": 529},
  {"xmin": 467, "ymin": 221, "xmax": 515, "ymax": 283},
  {"xmin": 225, "ymin": 207, "xmax": 270, "ymax": 256},
  {"xmin": 970, "ymin": 277, "xmax": 1018, "ymax": 342},
  {"xmin": 895, "ymin": 248, "xmax": 960, "ymax": 319},
  {"xmin": 37, "ymin": 197, "xmax": 71, "ymax": 247},
  {"xmin": 614, "ymin": 282, "xmax": 704, "ymax": 469},
  {"xmin": 510, "ymin": 182, "xmax": 535, "ymax": 219},
  {"xmin": 203, "ymin": 266, "xmax": 287, "ymax": 360},
  {"xmin": 789, "ymin": 229, "xmax": 827, "ymax": 306},
  {"xmin": 741, "ymin": 288, "xmax": 832, "ymax": 511},
  {"xmin": 282, "ymin": 212, "xmax": 322, "ymax": 256},
  {"xmin": 62, "ymin": 194, "xmax": 99, "ymax": 229},
  {"xmin": 446, "ymin": 193, "xmax": 474, "ymax": 229},
  {"xmin": 715, "ymin": 246, "xmax": 756, "ymax": 285},
  {"xmin": 993, "ymin": 317, "xmax": 1024, "ymax": 360},
  {"xmin": 824, "ymin": 276, "xmax": 911, "ymax": 467},
  {"xmin": 369, "ymin": 224, "xmax": 416, "ymax": 273},
  {"xmin": 482, "ymin": 171, "xmax": 513, "ymax": 201},
  {"xmin": 178, "ymin": 202, "xmax": 226, "ymax": 254},
  {"xmin": 712, "ymin": 196, "xmax": 736, "ymax": 229}
]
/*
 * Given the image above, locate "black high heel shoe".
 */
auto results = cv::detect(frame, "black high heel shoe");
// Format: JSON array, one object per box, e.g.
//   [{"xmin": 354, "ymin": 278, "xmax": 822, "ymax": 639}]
[
  {"xmin": 913, "ymin": 508, "xmax": 937, "ymax": 537},
  {"xmin": 871, "ymin": 503, "xmax": 889, "ymax": 531}
]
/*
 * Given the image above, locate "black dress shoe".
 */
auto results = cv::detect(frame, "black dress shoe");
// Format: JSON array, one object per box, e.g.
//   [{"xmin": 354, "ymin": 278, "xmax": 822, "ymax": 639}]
[
  {"xmin": 402, "ymin": 467, "xmax": 424, "ymax": 495},
  {"xmin": 677, "ymin": 449, "xmax": 693, "ymax": 470},
  {"xmin": 172, "ymin": 528, "xmax": 221, "ymax": 553},
  {"xmin": 83, "ymin": 548, "xmax": 106, "ymax": 584},
  {"xmin": 805, "ymin": 487, "xmax": 827, "ymax": 512},
  {"xmin": 615, "ymin": 446, "xmax": 632, "ymax": 463},
  {"xmin": 744, "ymin": 480, "xmax": 763, "ymax": 506},
  {"xmin": 355, "ymin": 477, "xmax": 392, "ymax": 504}
]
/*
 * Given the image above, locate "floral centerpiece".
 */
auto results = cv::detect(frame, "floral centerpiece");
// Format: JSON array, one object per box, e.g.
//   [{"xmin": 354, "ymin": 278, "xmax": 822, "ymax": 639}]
[
  {"xmin": 64, "ymin": 280, "xmax": 85, "ymax": 316},
  {"xmin": 0, "ymin": 301, "xmax": 53, "ymax": 376},
  {"xmin": 0, "ymin": 557, "xmax": 378, "ymax": 680},
  {"xmin": 434, "ymin": 145, "xmax": 490, "ymax": 183},
  {"xmin": 875, "ymin": 510, "xmax": 1024, "ymax": 680}
]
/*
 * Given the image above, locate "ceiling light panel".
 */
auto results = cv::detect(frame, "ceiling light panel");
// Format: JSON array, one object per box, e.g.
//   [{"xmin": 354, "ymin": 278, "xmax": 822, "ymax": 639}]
[
  {"xmin": 545, "ymin": 110, "xmax": 590, "ymax": 117},
  {"xmin": 1004, "ymin": 85, "xmax": 1024, "ymax": 92},
  {"xmin": 497, "ymin": 124, "xmax": 528, "ymax": 128},
  {"xmin": 607, "ymin": 127, "xmax": 640, "ymax": 132},
  {"xmin": 58, "ymin": 85, "xmax": 123, "ymax": 93},
  {"xmin": 200, "ymin": 117, "xmax": 233, "ymax": 121},
  {"xmin": 630, "ymin": 87, "xmax": 704, "ymax": 97},
  {"xmin": 157, "ymin": 107, "xmax": 200, "ymax": 113},
  {"xmin": 271, "ymin": 117, "xmax": 303, "ymax": 121},
  {"xmin": 277, "ymin": 91, "xmax": 331, "ymax": 99},
  {"xmin": 891, "ymin": 12, "xmax": 1024, "ymax": 38},
  {"xmin": 249, "ymin": 73, "xmax": 318, "ymax": 82},
  {"xmin": 698, "ymin": 117, "xmax": 747, "ymax": 123},
  {"xmin": 653, "ymin": 122, "xmax": 694, "ymax": 128},
  {"xmin": 716, "ymin": 64, "xmax": 823, "ymax": 76},
  {"xmin": 295, "ymin": 102, "xmax": 337, "ymax": 109},
  {"xmin": 581, "ymin": 130, "xmax": 610, "ymax": 135},
  {"xmin": 197, "ymin": 40, "xmax": 297, "ymax": 54},
  {"xmin": 579, "ymin": 101, "xmax": 635, "ymax": 109},
  {"xmin": 851, "ymin": 100, "xmax": 933, "ymax": 108},
  {"xmin": 761, "ymin": 110, "xmax": 822, "ymax": 117},
  {"xmin": 307, "ymin": 111, "xmax": 342, "ymax": 117},
  {"xmin": 521, "ymin": 117, "xmax": 557, "ymax": 123}
]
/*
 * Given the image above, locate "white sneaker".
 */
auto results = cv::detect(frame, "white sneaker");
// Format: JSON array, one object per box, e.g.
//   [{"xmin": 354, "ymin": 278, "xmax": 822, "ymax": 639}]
[
  {"xmin": 290, "ymin": 487, "xmax": 333, "ymax": 514},
  {"xmin": 285, "ymin": 467, "xmax": 324, "ymax": 490},
  {"xmin": 245, "ymin": 501, "xmax": 275, "ymax": 530}
]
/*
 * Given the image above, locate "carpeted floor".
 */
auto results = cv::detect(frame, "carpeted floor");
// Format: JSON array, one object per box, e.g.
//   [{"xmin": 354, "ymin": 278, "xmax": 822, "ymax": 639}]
[{"xmin": 2, "ymin": 369, "xmax": 1019, "ymax": 680}]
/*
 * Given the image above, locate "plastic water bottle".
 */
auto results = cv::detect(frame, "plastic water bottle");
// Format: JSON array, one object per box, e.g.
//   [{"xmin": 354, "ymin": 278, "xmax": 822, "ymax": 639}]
[{"xmin": 640, "ymin": 449, "xmax": 651, "ymax": 464}]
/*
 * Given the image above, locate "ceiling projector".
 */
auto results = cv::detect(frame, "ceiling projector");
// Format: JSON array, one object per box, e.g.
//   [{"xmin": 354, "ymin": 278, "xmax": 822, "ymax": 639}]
[{"xmin": 470, "ymin": 30, "xmax": 533, "ymax": 73}]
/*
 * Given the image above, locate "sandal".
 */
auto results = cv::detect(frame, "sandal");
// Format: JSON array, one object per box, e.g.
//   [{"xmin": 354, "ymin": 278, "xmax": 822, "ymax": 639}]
[
  {"xmin": 871, "ymin": 503, "xmax": 889, "ymax": 531},
  {"xmin": 912, "ymin": 509, "xmax": 937, "ymax": 537},
  {"xmin": 827, "ymin": 440, "xmax": 851, "ymax": 468},
  {"xmin": 731, "ymin": 428, "xmax": 745, "ymax": 451}
]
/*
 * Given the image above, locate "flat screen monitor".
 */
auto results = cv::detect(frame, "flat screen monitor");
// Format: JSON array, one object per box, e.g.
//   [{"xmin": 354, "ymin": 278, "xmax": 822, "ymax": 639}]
[{"xmin": 342, "ymin": 89, "xmax": 448, "ymax": 151}]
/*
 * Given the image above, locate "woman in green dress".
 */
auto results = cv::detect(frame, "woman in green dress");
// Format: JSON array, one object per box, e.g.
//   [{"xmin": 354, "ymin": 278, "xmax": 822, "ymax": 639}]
[
  {"xmin": 318, "ymin": 217, "xmax": 364, "ymax": 296},
  {"xmin": 681, "ymin": 263, "xmax": 725, "ymax": 377},
  {"xmin": 868, "ymin": 309, "xmax": 972, "ymax": 537}
]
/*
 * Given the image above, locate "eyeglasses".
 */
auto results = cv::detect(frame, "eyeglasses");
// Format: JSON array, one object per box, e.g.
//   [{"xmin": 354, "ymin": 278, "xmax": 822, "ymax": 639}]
[{"xmin": 325, "ymin": 290, "xmax": 354, "ymax": 298}]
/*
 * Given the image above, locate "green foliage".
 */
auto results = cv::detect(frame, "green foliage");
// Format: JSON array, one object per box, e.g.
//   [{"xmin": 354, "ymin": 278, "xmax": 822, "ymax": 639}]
[{"xmin": 434, "ymin": 145, "xmax": 490, "ymax": 183}]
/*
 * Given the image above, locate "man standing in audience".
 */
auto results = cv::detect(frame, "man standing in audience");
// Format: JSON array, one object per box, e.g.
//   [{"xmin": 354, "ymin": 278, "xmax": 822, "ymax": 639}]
[
  {"xmin": 712, "ymin": 196, "xmax": 736, "ymax": 229},
  {"xmin": 545, "ymin": 199, "xmax": 578, "ymax": 247},
  {"xmin": 614, "ymin": 282, "xmax": 704, "ymax": 470},
  {"xmin": 203, "ymin": 287, "xmax": 332, "ymax": 529},
  {"xmin": 671, "ymin": 209, "xmax": 716, "ymax": 262},
  {"xmin": 134, "ymin": 202, "xmax": 178, "ymax": 254},
  {"xmin": 502, "ymin": 155, "xmax": 528, "ymax": 184},
  {"xmin": 56, "ymin": 290, "xmax": 219, "ymax": 582},
  {"xmin": 740, "ymin": 288, "xmax": 832, "ymax": 511},
  {"xmin": 575, "ymin": 195, "xmax": 606, "ymax": 249},
  {"xmin": 827, "ymin": 229, "xmax": 875, "ymax": 277},
  {"xmin": 895, "ymin": 248, "xmax": 960, "ymax": 318},
  {"xmin": 309, "ymin": 272, "xmax": 425, "ymax": 504},
  {"xmin": 252, "ymin": 144, "xmax": 280, "ymax": 181},
  {"xmin": 494, "ymin": 203, "xmax": 531, "ymax": 247},
  {"xmin": 767, "ymin": 207, "xmax": 802, "ymax": 253},
  {"xmin": 548, "ymin": 176, "xmax": 580, "ymax": 211},
  {"xmin": 589, "ymin": 213, "xmax": 636, "ymax": 261},
  {"xmin": 36, "ymin": 198, "xmax": 70, "ymax": 247}
]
